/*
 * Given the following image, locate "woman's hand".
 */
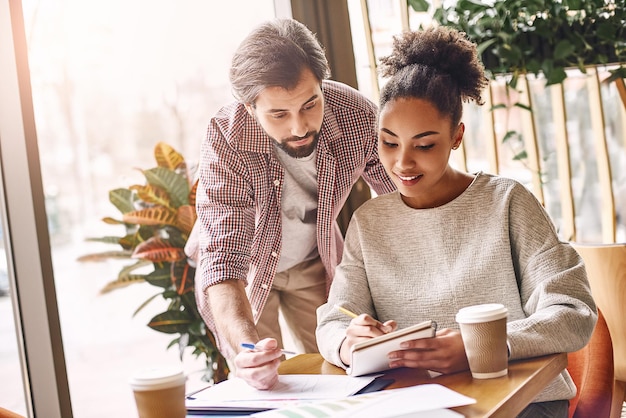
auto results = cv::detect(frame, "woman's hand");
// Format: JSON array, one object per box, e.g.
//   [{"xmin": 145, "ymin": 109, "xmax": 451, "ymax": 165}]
[
  {"xmin": 387, "ymin": 328, "xmax": 470, "ymax": 375},
  {"xmin": 339, "ymin": 314, "xmax": 397, "ymax": 365}
]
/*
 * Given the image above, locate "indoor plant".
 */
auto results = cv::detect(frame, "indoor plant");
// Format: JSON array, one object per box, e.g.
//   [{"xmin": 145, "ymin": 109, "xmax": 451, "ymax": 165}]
[
  {"xmin": 423, "ymin": 0, "xmax": 626, "ymax": 86},
  {"xmin": 78, "ymin": 142, "xmax": 229, "ymax": 383},
  {"xmin": 411, "ymin": 0, "xmax": 626, "ymax": 166}
]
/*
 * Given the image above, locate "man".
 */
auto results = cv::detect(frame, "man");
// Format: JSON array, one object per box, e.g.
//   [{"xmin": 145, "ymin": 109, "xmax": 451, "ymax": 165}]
[{"xmin": 190, "ymin": 18, "xmax": 395, "ymax": 389}]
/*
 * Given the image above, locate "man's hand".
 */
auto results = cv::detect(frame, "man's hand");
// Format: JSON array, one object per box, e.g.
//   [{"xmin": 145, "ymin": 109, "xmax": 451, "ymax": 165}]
[
  {"xmin": 387, "ymin": 328, "xmax": 469, "ymax": 375},
  {"xmin": 206, "ymin": 280, "xmax": 282, "ymax": 388},
  {"xmin": 234, "ymin": 338, "xmax": 283, "ymax": 390}
]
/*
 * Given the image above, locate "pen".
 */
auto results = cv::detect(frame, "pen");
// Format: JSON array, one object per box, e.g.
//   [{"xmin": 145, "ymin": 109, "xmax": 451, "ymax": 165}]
[
  {"xmin": 185, "ymin": 384, "xmax": 213, "ymax": 399},
  {"xmin": 240, "ymin": 343, "xmax": 296, "ymax": 355}
]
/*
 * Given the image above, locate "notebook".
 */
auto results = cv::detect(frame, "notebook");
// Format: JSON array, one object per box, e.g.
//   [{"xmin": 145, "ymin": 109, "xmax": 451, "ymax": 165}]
[{"xmin": 347, "ymin": 320, "xmax": 437, "ymax": 376}]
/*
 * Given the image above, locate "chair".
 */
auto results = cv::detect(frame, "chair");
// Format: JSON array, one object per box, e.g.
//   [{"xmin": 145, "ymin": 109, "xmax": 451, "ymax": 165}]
[
  {"xmin": 567, "ymin": 309, "xmax": 614, "ymax": 418},
  {"xmin": 0, "ymin": 407, "xmax": 25, "ymax": 418},
  {"xmin": 571, "ymin": 242, "xmax": 626, "ymax": 418}
]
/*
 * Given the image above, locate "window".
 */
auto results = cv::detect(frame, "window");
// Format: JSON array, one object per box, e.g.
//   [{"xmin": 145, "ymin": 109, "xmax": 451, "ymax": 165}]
[{"xmin": 2, "ymin": 1, "xmax": 279, "ymax": 416}]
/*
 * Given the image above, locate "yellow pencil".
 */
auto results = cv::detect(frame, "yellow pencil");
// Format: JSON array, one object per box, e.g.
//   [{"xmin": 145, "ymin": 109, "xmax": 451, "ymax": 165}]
[
  {"xmin": 335, "ymin": 304, "xmax": 358, "ymax": 318},
  {"xmin": 335, "ymin": 304, "xmax": 387, "ymax": 330}
]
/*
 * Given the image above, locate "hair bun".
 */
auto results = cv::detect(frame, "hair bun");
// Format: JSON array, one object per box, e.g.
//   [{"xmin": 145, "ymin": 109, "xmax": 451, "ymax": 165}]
[{"xmin": 379, "ymin": 26, "xmax": 487, "ymax": 104}]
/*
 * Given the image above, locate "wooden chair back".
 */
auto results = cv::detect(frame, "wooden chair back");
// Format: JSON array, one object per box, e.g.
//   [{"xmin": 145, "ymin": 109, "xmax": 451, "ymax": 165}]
[
  {"xmin": 567, "ymin": 309, "xmax": 614, "ymax": 418},
  {"xmin": 571, "ymin": 242, "xmax": 626, "ymax": 418}
]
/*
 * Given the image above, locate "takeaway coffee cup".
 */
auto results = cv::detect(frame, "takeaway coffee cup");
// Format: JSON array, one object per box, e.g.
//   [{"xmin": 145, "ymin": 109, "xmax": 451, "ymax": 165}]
[
  {"xmin": 129, "ymin": 366, "xmax": 187, "ymax": 418},
  {"xmin": 456, "ymin": 303, "xmax": 508, "ymax": 379}
]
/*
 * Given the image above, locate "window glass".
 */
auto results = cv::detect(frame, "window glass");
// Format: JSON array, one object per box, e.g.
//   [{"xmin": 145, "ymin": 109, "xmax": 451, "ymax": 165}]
[
  {"xmin": 599, "ymin": 69, "xmax": 626, "ymax": 242},
  {"xmin": 18, "ymin": 1, "xmax": 276, "ymax": 416},
  {"xmin": 0, "ymin": 216, "xmax": 27, "ymax": 416},
  {"xmin": 565, "ymin": 73, "xmax": 604, "ymax": 243}
]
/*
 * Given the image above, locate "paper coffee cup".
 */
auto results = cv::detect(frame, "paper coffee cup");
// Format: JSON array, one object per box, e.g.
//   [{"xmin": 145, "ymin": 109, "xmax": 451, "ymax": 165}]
[
  {"xmin": 129, "ymin": 366, "xmax": 187, "ymax": 418},
  {"xmin": 456, "ymin": 303, "xmax": 508, "ymax": 379}
]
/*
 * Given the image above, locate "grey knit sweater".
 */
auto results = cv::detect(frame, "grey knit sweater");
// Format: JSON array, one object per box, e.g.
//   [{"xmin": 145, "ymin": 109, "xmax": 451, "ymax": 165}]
[{"xmin": 316, "ymin": 172, "xmax": 597, "ymax": 402}]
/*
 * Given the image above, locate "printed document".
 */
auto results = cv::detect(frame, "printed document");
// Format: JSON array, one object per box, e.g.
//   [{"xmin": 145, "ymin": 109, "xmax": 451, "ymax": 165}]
[
  {"xmin": 251, "ymin": 384, "xmax": 475, "ymax": 417},
  {"xmin": 185, "ymin": 374, "xmax": 378, "ymax": 413}
]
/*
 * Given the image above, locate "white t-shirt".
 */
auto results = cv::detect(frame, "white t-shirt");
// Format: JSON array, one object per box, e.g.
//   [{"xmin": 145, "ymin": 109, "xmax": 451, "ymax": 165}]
[{"xmin": 273, "ymin": 144, "xmax": 319, "ymax": 273}]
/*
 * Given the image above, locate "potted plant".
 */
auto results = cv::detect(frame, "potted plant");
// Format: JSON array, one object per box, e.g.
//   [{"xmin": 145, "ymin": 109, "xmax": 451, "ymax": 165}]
[
  {"xmin": 410, "ymin": 0, "xmax": 626, "ymax": 168},
  {"xmin": 420, "ymin": 0, "xmax": 626, "ymax": 86},
  {"xmin": 78, "ymin": 142, "xmax": 229, "ymax": 383}
]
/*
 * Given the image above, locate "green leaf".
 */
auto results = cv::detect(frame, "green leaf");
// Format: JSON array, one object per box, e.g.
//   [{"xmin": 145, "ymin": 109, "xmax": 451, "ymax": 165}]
[
  {"xmin": 143, "ymin": 167, "xmax": 190, "ymax": 208},
  {"xmin": 166, "ymin": 337, "xmax": 180, "ymax": 350},
  {"xmin": 162, "ymin": 289, "xmax": 179, "ymax": 299},
  {"xmin": 109, "ymin": 188, "xmax": 136, "ymax": 214},
  {"xmin": 545, "ymin": 67, "xmax": 567, "ymax": 86},
  {"xmin": 180, "ymin": 292, "xmax": 200, "ymax": 317},
  {"xmin": 513, "ymin": 150, "xmax": 528, "ymax": 161},
  {"xmin": 525, "ymin": 59, "xmax": 541, "ymax": 76},
  {"xmin": 148, "ymin": 310, "xmax": 193, "ymax": 334},
  {"xmin": 85, "ymin": 236, "xmax": 125, "ymax": 245},
  {"xmin": 189, "ymin": 320, "xmax": 206, "ymax": 337},
  {"xmin": 604, "ymin": 67, "xmax": 626, "ymax": 84},
  {"xmin": 144, "ymin": 267, "xmax": 173, "ymax": 289},
  {"xmin": 596, "ymin": 22, "xmax": 616, "ymax": 41},
  {"xmin": 76, "ymin": 250, "xmax": 132, "ymax": 262},
  {"xmin": 100, "ymin": 273, "xmax": 146, "ymax": 294},
  {"xmin": 132, "ymin": 292, "xmax": 163, "ymax": 317},
  {"xmin": 476, "ymin": 38, "xmax": 498, "ymax": 58},
  {"xmin": 566, "ymin": 0, "xmax": 583, "ymax": 9},
  {"xmin": 407, "ymin": 0, "xmax": 429, "ymax": 12},
  {"xmin": 513, "ymin": 103, "xmax": 532, "ymax": 112},
  {"xmin": 99, "ymin": 260, "xmax": 153, "ymax": 293},
  {"xmin": 553, "ymin": 40, "xmax": 575, "ymax": 61},
  {"xmin": 502, "ymin": 130, "xmax": 519, "ymax": 143}
]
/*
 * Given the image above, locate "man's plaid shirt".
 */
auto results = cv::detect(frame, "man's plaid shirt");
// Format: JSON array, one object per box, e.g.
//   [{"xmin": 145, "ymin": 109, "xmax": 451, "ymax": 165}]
[{"xmin": 194, "ymin": 80, "xmax": 396, "ymax": 356}]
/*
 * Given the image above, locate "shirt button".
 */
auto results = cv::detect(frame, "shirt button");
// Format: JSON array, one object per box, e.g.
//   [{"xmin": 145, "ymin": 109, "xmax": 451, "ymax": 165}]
[
  {"xmin": 273, "ymin": 179, "xmax": 280, "ymax": 186},
  {"xmin": 261, "ymin": 283, "xmax": 269, "ymax": 290},
  {"xmin": 271, "ymin": 251, "xmax": 278, "ymax": 258}
]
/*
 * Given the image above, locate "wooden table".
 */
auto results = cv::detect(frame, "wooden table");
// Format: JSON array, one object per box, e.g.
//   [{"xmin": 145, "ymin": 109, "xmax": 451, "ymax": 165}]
[{"xmin": 278, "ymin": 352, "xmax": 567, "ymax": 418}]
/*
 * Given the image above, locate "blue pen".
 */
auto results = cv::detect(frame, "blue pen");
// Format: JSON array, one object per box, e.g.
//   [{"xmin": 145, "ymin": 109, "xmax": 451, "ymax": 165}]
[{"xmin": 240, "ymin": 342, "xmax": 296, "ymax": 355}]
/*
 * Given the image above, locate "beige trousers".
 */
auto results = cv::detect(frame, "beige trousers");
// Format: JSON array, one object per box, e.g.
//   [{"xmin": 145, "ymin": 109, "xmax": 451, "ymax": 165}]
[{"xmin": 255, "ymin": 257, "xmax": 327, "ymax": 354}]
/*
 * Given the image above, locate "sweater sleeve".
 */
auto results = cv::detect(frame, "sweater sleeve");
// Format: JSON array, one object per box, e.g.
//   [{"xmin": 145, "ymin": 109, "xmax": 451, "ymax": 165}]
[
  {"xmin": 316, "ymin": 216, "xmax": 377, "ymax": 368},
  {"xmin": 505, "ymin": 183, "xmax": 597, "ymax": 359}
]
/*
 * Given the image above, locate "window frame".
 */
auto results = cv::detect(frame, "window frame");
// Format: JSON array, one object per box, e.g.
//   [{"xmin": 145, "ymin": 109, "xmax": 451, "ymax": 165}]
[{"xmin": 0, "ymin": 1, "xmax": 72, "ymax": 416}]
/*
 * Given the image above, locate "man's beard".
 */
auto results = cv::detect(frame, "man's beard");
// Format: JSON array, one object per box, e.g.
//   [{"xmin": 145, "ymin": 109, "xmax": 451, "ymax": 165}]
[{"xmin": 276, "ymin": 132, "xmax": 319, "ymax": 158}]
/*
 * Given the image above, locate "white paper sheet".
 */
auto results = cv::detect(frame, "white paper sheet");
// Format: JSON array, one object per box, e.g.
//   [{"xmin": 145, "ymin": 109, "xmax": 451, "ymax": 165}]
[
  {"xmin": 185, "ymin": 374, "xmax": 379, "ymax": 412},
  {"xmin": 251, "ymin": 384, "xmax": 475, "ymax": 418}
]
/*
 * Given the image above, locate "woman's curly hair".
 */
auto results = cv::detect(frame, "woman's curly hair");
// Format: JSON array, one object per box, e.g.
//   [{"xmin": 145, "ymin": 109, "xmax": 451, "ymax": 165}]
[{"xmin": 378, "ymin": 26, "xmax": 488, "ymax": 127}]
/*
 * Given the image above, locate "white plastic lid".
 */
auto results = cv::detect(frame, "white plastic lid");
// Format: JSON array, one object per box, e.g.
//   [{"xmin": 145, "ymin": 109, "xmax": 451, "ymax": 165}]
[
  {"xmin": 129, "ymin": 366, "xmax": 186, "ymax": 391},
  {"xmin": 455, "ymin": 303, "xmax": 508, "ymax": 324}
]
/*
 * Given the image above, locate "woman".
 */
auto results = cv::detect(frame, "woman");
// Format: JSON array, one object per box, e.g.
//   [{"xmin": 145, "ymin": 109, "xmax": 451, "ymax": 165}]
[{"xmin": 316, "ymin": 26, "xmax": 596, "ymax": 417}]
